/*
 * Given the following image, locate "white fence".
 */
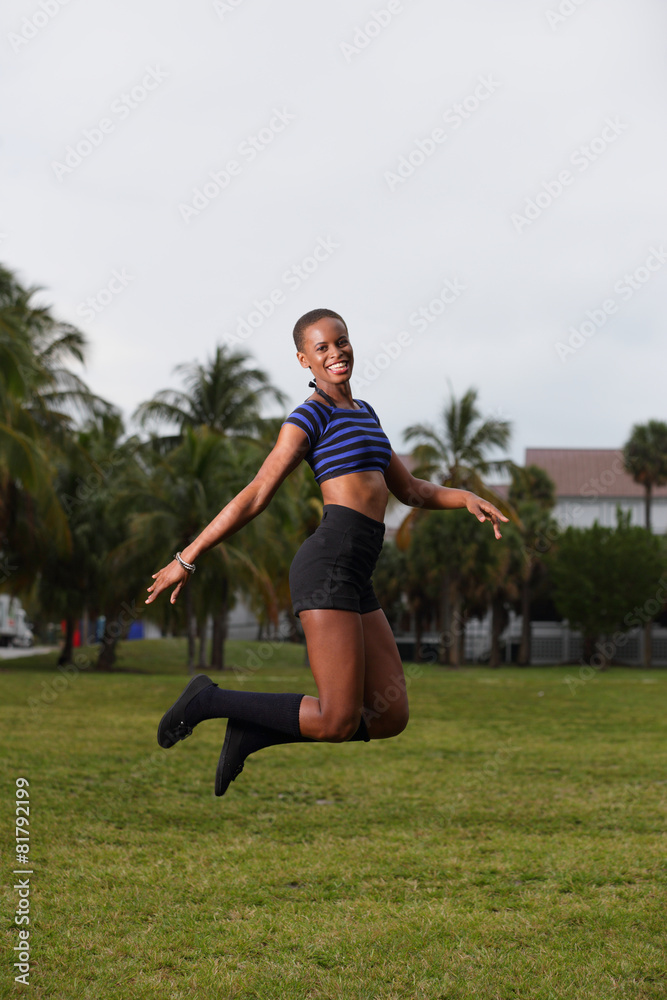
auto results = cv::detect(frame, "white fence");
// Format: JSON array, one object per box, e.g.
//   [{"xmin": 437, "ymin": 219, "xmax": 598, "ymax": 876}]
[
  {"xmin": 225, "ymin": 598, "xmax": 667, "ymax": 666},
  {"xmin": 396, "ymin": 618, "xmax": 667, "ymax": 666},
  {"xmin": 527, "ymin": 622, "xmax": 667, "ymax": 666}
]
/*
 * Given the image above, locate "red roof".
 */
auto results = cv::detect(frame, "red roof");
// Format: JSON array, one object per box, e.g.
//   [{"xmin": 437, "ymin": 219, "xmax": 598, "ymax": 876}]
[{"xmin": 525, "ymin": 448, "xmax": 667, "ymax": 499}]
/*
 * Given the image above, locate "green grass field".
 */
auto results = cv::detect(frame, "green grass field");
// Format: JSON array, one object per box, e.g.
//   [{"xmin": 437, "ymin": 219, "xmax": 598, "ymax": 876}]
[{"xmin": 2, "ymin": 640, "xmax": 666, "ymax": 999}]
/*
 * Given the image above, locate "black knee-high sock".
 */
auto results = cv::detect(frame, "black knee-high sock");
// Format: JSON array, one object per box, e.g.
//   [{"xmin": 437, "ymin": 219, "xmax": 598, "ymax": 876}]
[
  {"xmin": 230, "ymin": 715, "xmax": 370, "ymax": 762},
  {"xmin": 185, "ymin": 683, "xmax": 371, "ymax": 746},
  {"xmin": 185, "ymin": 684, "xmax": 304, "ymax": 737}
]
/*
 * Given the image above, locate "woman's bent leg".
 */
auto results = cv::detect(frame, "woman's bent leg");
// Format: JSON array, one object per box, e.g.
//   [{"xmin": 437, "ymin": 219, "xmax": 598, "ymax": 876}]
[
  {"xmin": 214, "ymin": 607, "xmax": 405, "ymax": 796},
  {"xmin": 298, "ymin": 607, "xmax": 409, "ymax": 741},
  {"xmin": 214, "ymin": 608, "xmax": 367, "ymax": 796},
  {"xmin": 298, "ymin": 609, "xmax": 367, "ymax": 741},
  {"xmin": 360, "ymin": 609, "xmax": 409, "ymax": 739}
]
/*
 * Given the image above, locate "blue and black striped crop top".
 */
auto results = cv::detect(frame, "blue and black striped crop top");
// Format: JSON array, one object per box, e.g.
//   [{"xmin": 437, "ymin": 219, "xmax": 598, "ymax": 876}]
[{"xmin": 283, "ymin": 398, "xmax": 392, "ymax": 484}]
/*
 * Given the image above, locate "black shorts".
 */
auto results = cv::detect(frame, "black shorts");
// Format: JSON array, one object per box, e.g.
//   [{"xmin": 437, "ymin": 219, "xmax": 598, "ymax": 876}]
[{"xmin": 289, "ymin": 504, "xmax": 385, "ymax": 617}]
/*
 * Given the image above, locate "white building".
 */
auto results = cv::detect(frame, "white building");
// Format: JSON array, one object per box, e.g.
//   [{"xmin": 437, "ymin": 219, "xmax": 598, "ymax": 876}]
[
  {"xmin": 525, "ymin": 447, "xmax": 667, "ymax": 533},
  {"xmin": 393, "ymin": 447, "xmax": 667, "ymax": 665}
]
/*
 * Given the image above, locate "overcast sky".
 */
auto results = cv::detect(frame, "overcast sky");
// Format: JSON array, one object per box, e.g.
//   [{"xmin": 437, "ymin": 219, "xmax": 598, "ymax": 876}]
[{"xmin": 3, "ymin": 0, "xmax": 666, "ymax": 465}]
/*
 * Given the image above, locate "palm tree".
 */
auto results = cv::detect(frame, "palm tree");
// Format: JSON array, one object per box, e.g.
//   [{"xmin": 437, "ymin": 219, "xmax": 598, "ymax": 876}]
[
  {"xmin": 1, "ymin": 265, "xmax": 112, "ymax": 425},
  {"xmin": 398, "ymin": 387, "xmax": 514, "ymax": 665},
  {"xmin": 0, "ymin": 266, "xmax": 70, "ymax": 549},
  {"xmin": 406, "ymin": 508, "xmax": 500, "ymax": 667},
  {"xmin": 484, "ymin": 542, "xmax": 521, "ymax": 668},
  {"xmin": 508, "ymin": 464, "xmax": 557, "ymax": 666},
  {"xmin": 133, "ymin": 345, "xmax": 287, "ymax": 444},
  {"xmin": 120, "ymin": 427, "xmax": 275, "ymax": 672},
  {"xmin": 623, "ymin": 420, "xmax": 667, "ymax": 534},
  {"xmin": 0, "ymin": 264, "xmax": 113, "ymax": 592},
  {"xmin": 622, "ymin": 419, "xmax": 667, "ymax": 666},
  {"xmin": 132, "ymin": 347, "xmax": 290, "ymax": 664},
  {"xmin": 403, "ymin": 386, "xmax": 512, "ymax": 498},
  {"xmin": 33, "ymin": 411, "xmax": 134, "ymax": 666},
  {"xmin": 401, "ymin": 525, "xmax": 440, "ymax": 662}
]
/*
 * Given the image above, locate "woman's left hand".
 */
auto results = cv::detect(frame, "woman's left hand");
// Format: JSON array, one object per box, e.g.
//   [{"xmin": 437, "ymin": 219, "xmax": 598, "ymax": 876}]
[{"xmin": 466, "ymin": 495, "xmax": 509, "ymax": 540}]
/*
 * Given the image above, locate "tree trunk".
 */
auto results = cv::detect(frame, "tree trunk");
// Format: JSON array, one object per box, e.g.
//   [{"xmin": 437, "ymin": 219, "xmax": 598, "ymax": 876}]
[
  {"xmin": 457, "ymin": 608, "xmax": 466, "ymax": 667},
  {"xmin": 96, "ymin": 629, "xmax": 118, "ymax": 671},
  {"xmin": 517, "ymin": 576, "xmax": 531, "ymax": 666},
  {"xmin": 58, "ymin": 617, "xmax": 75, "ymax": 665},
  {"xmin": 95, "ymin": 603, "xmax": 137, "ymax": 671},
  {"xmin": 211, "ymin": 610, "xmax": 227, "ymax": 671},
  {"xmin": 415, "ymin": 612, "xmax": 423, "ymax": 663},
  {"xmin": 583, "ymin": 635, "xmax": 596, "ymax": 663},
  {"xmin": 645, "ymin": 484, "xmax": 652, "ymax": 533},
  {"xmin": 489, "ymin": 596, "xmax": 506, "ymax": 669},
  {"xmin": 449, "ymin": 588, "xmax": 463, "ymax": 669},
  {"xmin": 198, "ymin": 616, "xmax": 208, "ymax": 670},
  {"xmin": 285, "ymin": 612, "xmax": 300, "ymax": 644},
  {"xmin": 643, "ymin": 485, "xmax": 653, "ymax": 666},
  {"xmin": 593, "ymin": 644, "xmax": 607, "ymax": 670},
  {"xmin": 210, "ymin": 578, "xmax": 228, "ymax": 671},
  {"xmin": 184, "ymin": 586, "xmax": 196, "ymax": 674},
  {"xmin": 81, "ymin": 606, "xmax": 90, "ymax": 646},
  {"xmin": 438, "ymin": 573, "xmax": 452, "ymax": 666},
  {"xmin": 643, "ymin": 622, "xmax": 652, "ymax": 668}
]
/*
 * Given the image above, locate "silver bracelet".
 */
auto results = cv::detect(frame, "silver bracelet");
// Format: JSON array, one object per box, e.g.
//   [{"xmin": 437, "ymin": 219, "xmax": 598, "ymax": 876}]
[{"xmin": 174, "ymin": 551, "xmax": 196, "ymax": 574}]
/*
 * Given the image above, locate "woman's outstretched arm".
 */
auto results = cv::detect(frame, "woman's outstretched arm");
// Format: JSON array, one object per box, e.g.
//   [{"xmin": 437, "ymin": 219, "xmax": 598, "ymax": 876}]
[
  {"xmin": 383, "ymin": 450, "xmax": 509, "ymax": 539},
  {"xmin": 145, "ymin": 424, "xmax": 309, "ymax": 605}
]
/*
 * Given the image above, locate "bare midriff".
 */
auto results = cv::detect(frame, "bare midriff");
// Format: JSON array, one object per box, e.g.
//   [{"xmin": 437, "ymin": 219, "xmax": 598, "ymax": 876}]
[{"xmin": 319, "ymin": 470, "xmax": 389, "ymax": 523}]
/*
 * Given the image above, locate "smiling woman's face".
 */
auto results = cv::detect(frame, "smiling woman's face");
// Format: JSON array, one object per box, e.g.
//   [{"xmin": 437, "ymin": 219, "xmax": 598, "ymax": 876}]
[{"xmin": 297, "ymin": 317, "xmax": 354, "ymax": 385}]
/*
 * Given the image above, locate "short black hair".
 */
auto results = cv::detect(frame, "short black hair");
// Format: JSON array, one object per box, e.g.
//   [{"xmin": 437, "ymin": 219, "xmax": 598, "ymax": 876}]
[{"xmin": 293, "ymin": 308, "xmax": 347, "ymax": 352}]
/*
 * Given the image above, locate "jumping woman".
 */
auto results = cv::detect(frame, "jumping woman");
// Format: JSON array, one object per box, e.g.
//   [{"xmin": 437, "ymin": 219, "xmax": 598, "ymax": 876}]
[{"xmin": 146, "ymin": 309, "xmax": 508, "ymax": 797}]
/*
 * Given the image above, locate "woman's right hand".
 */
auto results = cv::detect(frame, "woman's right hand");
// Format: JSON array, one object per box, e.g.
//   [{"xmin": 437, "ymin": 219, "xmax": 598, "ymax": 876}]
[{"xmin": 145, "ymin": 560, "xmax": 191, "ymax": 605}]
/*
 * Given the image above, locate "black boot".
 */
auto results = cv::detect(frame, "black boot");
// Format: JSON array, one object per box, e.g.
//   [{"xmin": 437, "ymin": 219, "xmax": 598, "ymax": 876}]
[
  {"xmin": 157, "ymin": 674, "xmax": 303, "ymax": 749},
  {"xmin": 215, "ymin": 716, "xmax": 370, "ymax": 797}
]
